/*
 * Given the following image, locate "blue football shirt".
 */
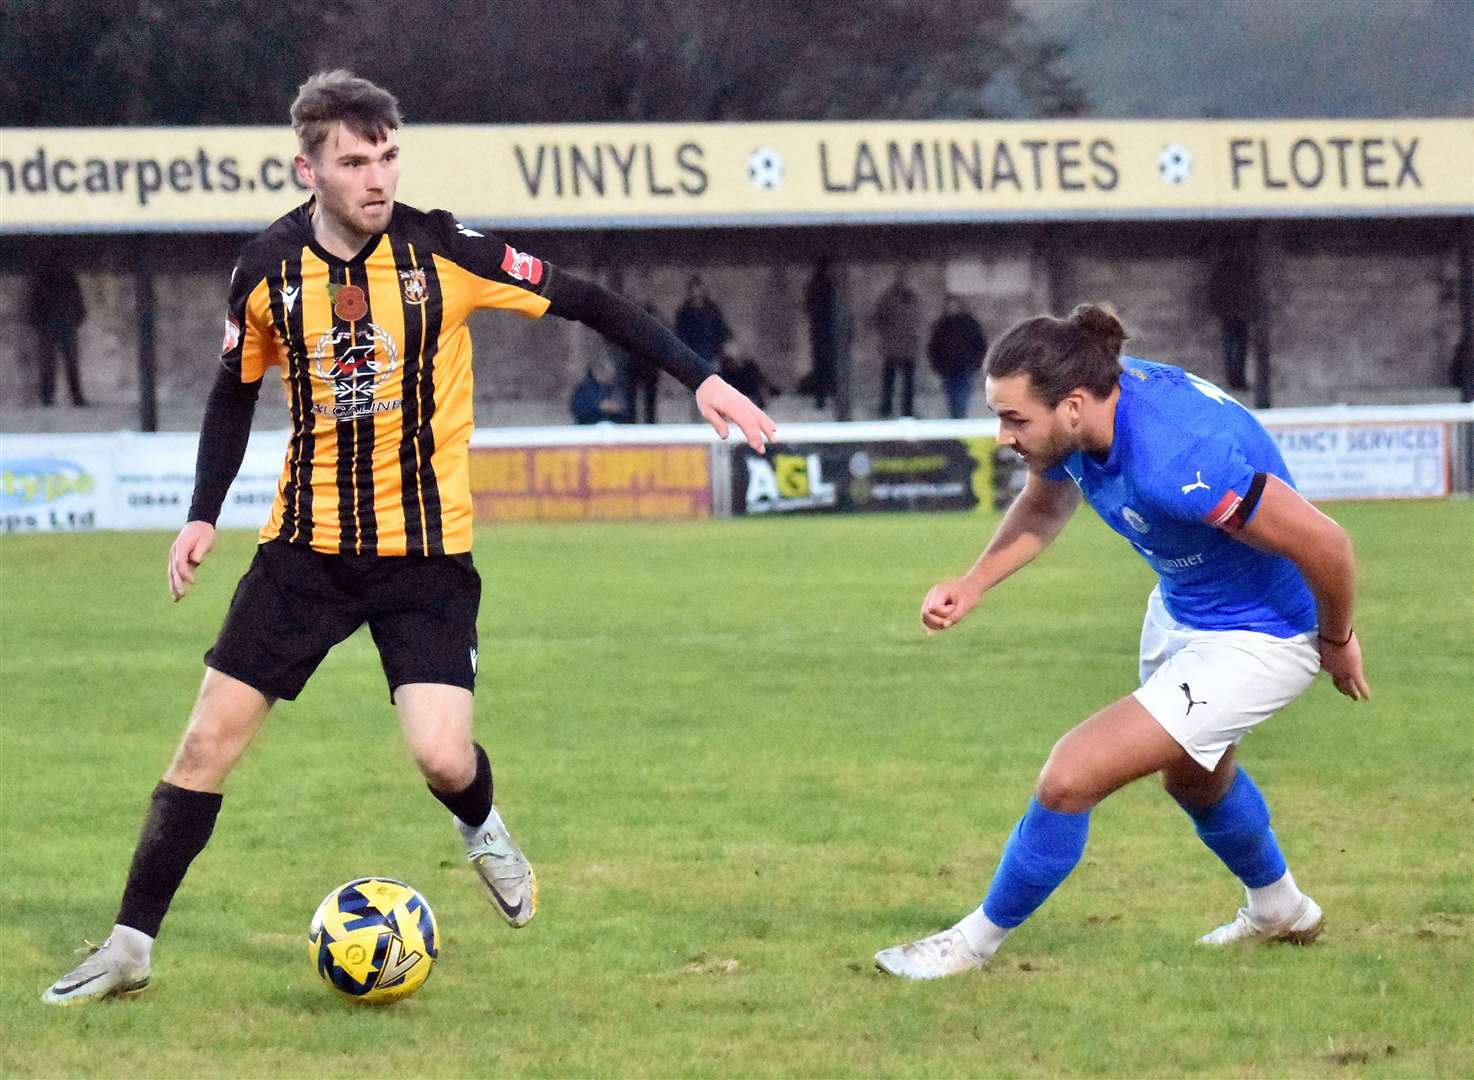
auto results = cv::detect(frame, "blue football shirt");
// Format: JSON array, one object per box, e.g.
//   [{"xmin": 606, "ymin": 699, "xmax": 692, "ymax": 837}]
[{"xmin": 1042, "ymin": 358, "xmax": 1317, "ymax": 637}]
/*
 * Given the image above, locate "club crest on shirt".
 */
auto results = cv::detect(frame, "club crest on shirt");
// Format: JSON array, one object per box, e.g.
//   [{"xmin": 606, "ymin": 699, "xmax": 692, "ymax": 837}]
[
  {"xmin": 399, "ymin": 268, "xmax": 428, "ymax": 305},
  {"xmin": 1121, "ymin": 505, "xmax": 1150, "ymax": 533}
]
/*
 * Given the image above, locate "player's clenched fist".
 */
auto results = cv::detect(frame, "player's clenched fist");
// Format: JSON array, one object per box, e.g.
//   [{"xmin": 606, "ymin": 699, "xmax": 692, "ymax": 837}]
[{"xmin": 921, "ymin": 577, "xmax": 983, "ymax": 635}]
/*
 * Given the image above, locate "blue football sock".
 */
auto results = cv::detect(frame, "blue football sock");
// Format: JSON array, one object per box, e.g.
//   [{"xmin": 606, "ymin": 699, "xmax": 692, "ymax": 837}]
[
  {"xmin": 1178, "ymin": 769, "xmax": 1287, "ymax": 889},
  {"xmin": 981, "ymin": 798, "xmax": 1091, "ymax": 929}
]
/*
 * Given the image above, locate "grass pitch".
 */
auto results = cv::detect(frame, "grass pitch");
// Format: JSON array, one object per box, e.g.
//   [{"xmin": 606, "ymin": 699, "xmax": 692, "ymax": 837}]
[{"xmin": 2, "ymin": 501, "xmax": 1470, "ymax": 1078}]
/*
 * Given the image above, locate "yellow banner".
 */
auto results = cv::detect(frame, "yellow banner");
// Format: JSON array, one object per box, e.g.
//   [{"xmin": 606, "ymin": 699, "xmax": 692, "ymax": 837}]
[
  {"xmin": 2, "ymin": 119, "xmax": 1469, "ymax": 231},
  {"xmin": 468, "ymin": 444, "xmax": 712, "ymax": 523}
]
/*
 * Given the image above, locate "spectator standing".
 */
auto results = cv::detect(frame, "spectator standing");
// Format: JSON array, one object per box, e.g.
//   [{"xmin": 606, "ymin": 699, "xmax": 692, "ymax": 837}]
[
  {"xmin": 927, "ymin": 296, "xmax": 988, "ymax": 419},
  {"xmin": 1446, "ymin": 238, "xmax": 1473, "ymax": 403},
  {"xmin": 618, "ymin": 298, "xmax": 664, "ymax": 423},
  {"xmin": 1452, "ymin": 332, "xmax": 1473, "ymax": 404},
  {"xmin": 800, "ymin": 259, "xmax": 851, "ymax": 413},
  {"xmin": 1206, "ymin": 238, "xmax": 1263, "ymax": 395},
  {"xmin": 674, "ymin": 276, "xmax": 732, "ymax": 370},
  {"xmin": 26, "ymin": 258, "xmax": 89, "ymax": 407},
  {"xmin": 873, "ymin": 270, "xmax": 921, "ymax": 417}
]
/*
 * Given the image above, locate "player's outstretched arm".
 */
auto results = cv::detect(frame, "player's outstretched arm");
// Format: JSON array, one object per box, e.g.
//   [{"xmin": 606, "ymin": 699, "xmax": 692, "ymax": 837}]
[
  {"xmin": 695, "ymin": 374, "xmax": 776, "ymax": 454},
  {"xmin": 545, "ymin": 275, "xmax": 775, "ymax": 452},
  {"xmin": 1233, "ymin": 474, "xmax": 1370, "ymax": 700},
  {"xmin": 922, "ymin": 471, "xmax": 1079, "ymax": 635},
  {"xmin": 168, "ymin": 520, "xmax": 217, "ymax": 601}
]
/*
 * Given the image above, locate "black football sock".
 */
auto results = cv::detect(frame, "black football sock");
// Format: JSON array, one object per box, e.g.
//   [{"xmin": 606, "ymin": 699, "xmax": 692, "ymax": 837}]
[
  {"xmin": 115, "ymin": 781, "xmax": 224, "ymax": 938},
  {"xmin": 429, "ymin": 742, "xmax": 493, "ymax": 827}
]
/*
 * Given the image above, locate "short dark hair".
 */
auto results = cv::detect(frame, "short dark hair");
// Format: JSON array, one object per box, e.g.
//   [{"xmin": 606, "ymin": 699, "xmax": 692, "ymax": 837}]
[
  {"xmin": 291, "ymin": 70, "xmax": 402, "ymax": 159},
  {"xmin": 985, "ymin": 303, "xmax": 1128, "ymax": 406}
]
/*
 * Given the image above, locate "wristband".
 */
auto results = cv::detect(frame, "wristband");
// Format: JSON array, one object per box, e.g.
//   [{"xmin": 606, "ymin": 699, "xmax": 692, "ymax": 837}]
[{"xmin": 1317, "ymin": 627, "xmax": 1354, "ymax": 647}]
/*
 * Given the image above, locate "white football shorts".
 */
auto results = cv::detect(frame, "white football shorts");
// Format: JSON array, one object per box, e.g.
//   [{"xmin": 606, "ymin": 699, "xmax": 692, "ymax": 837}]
[{"xmin": 1132, "ymin": 587, "xmax": 1321, "ymax": 771}]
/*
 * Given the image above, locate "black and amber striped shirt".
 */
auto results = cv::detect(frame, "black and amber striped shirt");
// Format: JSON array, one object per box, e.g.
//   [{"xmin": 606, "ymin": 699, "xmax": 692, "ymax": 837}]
[
  {"xmin": 202, "ymin": 200, "xmax": 716, "ymax": 554},
  {"xmin": 220, "ymin": 201, "xmax": 558, "ymax": 555}
]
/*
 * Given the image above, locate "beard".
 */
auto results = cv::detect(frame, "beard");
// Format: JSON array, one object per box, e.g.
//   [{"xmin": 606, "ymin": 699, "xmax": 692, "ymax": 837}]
[
  {"xmin": 320, "ymin": 189, "xmax": 392, "ymax": 238},
  {"xmin": 1016, "ymin": 431, "xmax": 1075, "ymax": 472},
  {"xmin": 348, "ymin": 200, "xmax": 392, "ymax": 235}
]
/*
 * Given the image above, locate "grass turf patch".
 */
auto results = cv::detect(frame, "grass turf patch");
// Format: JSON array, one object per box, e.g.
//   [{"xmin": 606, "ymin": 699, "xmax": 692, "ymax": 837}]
[{"xmin": 2, "ymin": 500, "xmax": 1469, "ymax": 1077}]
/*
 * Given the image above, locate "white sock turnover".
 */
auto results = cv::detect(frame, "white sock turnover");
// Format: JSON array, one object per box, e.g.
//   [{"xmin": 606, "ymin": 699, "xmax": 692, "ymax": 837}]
[
  {"xmin": 954, "ymin": 905, "xmax": 1011, "ymax": 959},
  {"xmin": 1246, "ymin": 869, "xmax": 1305, "ymax": 926},
  {"xmin": 110, "ymin": 923, "xmax": 154, "ymax": 962}
]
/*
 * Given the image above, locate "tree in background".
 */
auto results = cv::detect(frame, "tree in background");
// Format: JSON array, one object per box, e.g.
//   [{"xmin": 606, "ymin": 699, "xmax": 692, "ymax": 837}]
[
  {"xmin": 1, "ymin": 0, "xmax": 1083, "ymax": 126},
  {"xmin": 1, "ymin": 0, "xmax": 352, "ymax": 126}
]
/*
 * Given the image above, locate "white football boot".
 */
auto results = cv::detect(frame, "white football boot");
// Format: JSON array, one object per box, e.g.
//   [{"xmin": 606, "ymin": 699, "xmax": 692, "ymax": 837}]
[
  {"xmin": 465, "ymin": 806, "xmax": 538, "ymax": 928},
  {"xmin": 875, "ymin": 927, "xmax": 988, "ymax": 980},
  {"xmin": 1198, "ymin": 895, "xmax": 1324, "ymax": 946},
  {"xmin": 41, "ymin": 938, "xmax": 151, "ymax": 1006}
]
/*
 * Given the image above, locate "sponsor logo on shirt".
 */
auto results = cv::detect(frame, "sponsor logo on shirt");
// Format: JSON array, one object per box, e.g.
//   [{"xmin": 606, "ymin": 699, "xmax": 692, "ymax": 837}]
[
  {"xmin": 501, "ymin": 244, "xmax": 543, "ymax": 285},
  {"xmin": 1122, "ymin": 505, "xmax": 1150, "ymax": 533},
  {"xmin": 309, "ymin": 324, "xmax": 402, "ymax": 421},
  {"xmin": 1157, "ymin": 552, "xmax": 1206, "ymax": 571},
  {"xmin": 1180, "ymin": 471, "xmax": 1210, "ymax": 494}
]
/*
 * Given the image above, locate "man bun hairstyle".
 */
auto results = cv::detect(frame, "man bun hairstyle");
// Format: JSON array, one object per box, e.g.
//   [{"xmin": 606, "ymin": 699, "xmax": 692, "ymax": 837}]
[
  {"xmin": 985, "ymin": 302, "xmax": 1129, "ymax": 406},
  {"xmin": 291, "ymin": 70, "xmax": 402, "ymax": 159},
  {"xmin": 1067, "ymin": 303, "xmax": 1127, "ymax": 355}
]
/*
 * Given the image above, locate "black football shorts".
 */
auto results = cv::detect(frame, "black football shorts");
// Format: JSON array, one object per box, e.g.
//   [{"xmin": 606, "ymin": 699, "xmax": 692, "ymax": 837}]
[{"xmin": 204, "ymin": 538, "xmax": 481, "ymax": 701}]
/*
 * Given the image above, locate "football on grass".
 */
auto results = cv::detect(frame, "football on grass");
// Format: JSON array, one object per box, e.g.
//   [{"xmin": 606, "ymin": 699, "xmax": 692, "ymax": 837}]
[{"xmin": 308, "ymin": 877, "xmax": 438, "ymax": 1004}]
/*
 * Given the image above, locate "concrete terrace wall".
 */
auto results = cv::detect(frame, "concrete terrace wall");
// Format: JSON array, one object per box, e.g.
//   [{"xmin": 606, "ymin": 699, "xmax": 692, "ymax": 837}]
[{"xmin": 0, "ymin": 218, "xmax": 1465, "ymax": 434}]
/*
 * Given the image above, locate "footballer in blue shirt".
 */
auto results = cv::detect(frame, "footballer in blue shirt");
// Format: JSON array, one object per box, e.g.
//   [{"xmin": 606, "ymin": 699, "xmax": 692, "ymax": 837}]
[{"xmin": 876, "ymin": 304, "xmax": 1370, "ymax": 980}]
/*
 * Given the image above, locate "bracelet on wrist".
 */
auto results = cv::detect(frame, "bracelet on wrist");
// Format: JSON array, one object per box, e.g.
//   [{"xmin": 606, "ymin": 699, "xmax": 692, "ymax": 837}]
[{"xmin": 1317, "ymin": 627, "xmax": 1354, "ymax": 647}]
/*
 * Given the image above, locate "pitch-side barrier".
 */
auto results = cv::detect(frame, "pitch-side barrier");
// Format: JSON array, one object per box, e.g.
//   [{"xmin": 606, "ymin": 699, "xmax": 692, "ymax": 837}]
[{"xmin": 2, "ymin": 403, "xmax": 1470, "ymax": 534}]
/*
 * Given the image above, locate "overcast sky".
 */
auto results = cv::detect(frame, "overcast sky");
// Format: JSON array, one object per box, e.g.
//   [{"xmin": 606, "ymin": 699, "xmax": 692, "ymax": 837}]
[{"xmin": 1017, "ymin": 0, "xmax": 1473, "ymax": 118}]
